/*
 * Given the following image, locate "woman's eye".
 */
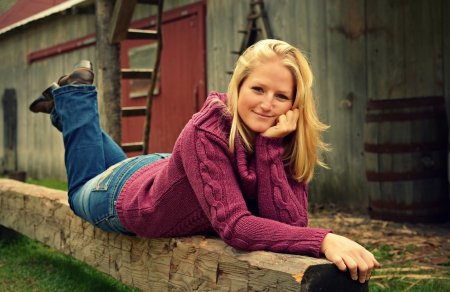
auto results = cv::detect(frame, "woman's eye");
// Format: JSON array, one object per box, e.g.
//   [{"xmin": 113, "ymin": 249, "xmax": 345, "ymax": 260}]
[
  {"xmin": 252, "ymin": 87, "xmax": 263, "ymax": 93},
  {"xmin": 277, "ymin": 94, "xmax": 289, "ymax": 100}
]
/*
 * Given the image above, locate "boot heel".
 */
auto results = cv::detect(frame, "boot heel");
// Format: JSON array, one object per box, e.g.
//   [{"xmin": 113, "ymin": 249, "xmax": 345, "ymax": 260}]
[{"xmin": 42, "ymin": 82, "xmax": 60, "ymax": 101}]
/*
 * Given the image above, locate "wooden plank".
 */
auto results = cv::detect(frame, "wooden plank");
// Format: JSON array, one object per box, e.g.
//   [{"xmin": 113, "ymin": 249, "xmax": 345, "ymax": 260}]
[
  {"xmin": 126, "ymin": 28, "xmax": 158, "ymax": 40},
  {"xmin": 121, "ymin": 68, "xmax": 153, "ymax": 79},
  {"xmin": 122, "ymin": 106, "xmax": 146, "ymax": 117},
  {"xmin": 137, "ymin": 0, "xmax": 160, "ymax": 4},
  {"xmin": 0, "ymin": 178, "xmax": 369, "ymax": 291},
  {"xmin": 404, "ymin": 0, "xmax": 443, "ymax": 98},
  {"xmin": 318, "ymin": 0, "xmax": 368, "ymax": 207},
  {"xmin": 108, "ymin": 0, "xmax": 138, "ymax": 44},
  {"xmin": 366, "ymin": 0, "xmax": 405, "ymax": 100},
  {"xmin": 121, "ymin": 142, "xmax": 144, "ymax": 152}
]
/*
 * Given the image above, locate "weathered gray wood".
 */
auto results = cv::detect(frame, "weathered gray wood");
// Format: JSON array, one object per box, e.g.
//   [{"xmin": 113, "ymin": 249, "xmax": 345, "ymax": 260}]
[
  {"xmin": 108, "ymin": 0, "xmax": 138, "ymax": 44},
  {"xmin": 364, "ymin": 98, "xmax": 448, "ymax": 222},
  {"xmin": 366, "ymin": 0, "xmax": 443, "ymax": 100},
  {"xmin": 0, "ymin": 178, "xmax": 368, "ymax": 291},
  {"xmin": 309, "ymin": 0, "xmax": 368, "ymax": 207},
  {"xmin": 96, "ymin": 0, "xmax": 122, "ymax": 145},
  {"xmin": 1, "ymin": 0, "xmax": 448, "ymax": 210}
]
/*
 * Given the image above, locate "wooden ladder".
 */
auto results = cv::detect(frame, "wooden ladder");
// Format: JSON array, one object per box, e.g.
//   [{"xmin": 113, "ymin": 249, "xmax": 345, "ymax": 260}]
[
  {"xmin": 231, "ymin": 0, "xmax": 273, "ymax": 58},
  {"xmin": 108, "ymin": 0, "xmax": 164, "ymax": 155}
]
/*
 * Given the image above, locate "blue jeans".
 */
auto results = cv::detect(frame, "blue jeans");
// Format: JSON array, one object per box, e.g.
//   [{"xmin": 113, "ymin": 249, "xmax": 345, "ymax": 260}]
[{"xmin": 50, "ymin": 85, "xmax": 170, "ymax": 235}]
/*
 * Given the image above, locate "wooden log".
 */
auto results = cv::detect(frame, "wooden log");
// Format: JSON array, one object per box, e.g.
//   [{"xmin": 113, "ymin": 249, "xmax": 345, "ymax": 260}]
[{"xmin": 0, "ymin": 179, "xmax": 368, "ymax": 291}]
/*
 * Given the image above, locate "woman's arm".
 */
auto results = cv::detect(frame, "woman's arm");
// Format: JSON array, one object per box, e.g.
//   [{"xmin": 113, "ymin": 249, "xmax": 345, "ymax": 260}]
[
  {"xmin": 259, "ymin": 109, "xmax": 379, "ymax": 283},
  {"xmin": 180, "ymin": 128, "xmax": 331, "ymax": 258},
  {"xmin": 254, "ymin": 135, "xmax": 309, "ymax": 227}
]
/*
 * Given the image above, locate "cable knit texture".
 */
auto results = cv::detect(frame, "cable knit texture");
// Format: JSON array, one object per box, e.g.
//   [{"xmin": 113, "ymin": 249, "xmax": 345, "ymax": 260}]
[{"xmin": 116, "ymin": 91, "xmax": 332, "ymax": 257}]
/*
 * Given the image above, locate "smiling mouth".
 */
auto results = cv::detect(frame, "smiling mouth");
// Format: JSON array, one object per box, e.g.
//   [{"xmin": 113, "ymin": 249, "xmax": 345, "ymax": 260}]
[{"xmin": 252, "ymin": 111, "xmax": 274, "ymax": 118}]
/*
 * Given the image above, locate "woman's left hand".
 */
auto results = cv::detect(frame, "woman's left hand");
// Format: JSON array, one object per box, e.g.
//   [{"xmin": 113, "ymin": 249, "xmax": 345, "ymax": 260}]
[
  {"xmin": 261, "ymin": 108, "xmax": 299, "ymax": 138},
  {"xmin": 320, "ymin": 233, "xmax": 379, "ymax": 283}
]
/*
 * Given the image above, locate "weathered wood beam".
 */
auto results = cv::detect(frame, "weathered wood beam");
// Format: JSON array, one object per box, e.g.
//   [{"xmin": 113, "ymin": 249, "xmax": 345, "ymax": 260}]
[
  {"xmin": 0, "ymin": 179, "xmax": 368, "ymax": 291},
  {"xmin": 108, "ymin": 0, "xmax": 138, "ymax": 44}
]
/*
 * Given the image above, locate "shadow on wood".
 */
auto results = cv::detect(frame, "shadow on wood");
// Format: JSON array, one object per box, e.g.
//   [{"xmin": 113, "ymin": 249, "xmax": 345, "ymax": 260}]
[{"xmin": 0, "ymin": 179, "xmax": 368, "ymax": 291}]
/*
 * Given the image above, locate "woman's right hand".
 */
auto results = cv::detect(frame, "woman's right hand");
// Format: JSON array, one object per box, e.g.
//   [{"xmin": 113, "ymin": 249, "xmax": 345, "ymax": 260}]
[
  {"xmin": 261, "ymin": 108, "xmax": 299, "ymax": 138},
  {"xmin": 320, "ymin": 233, "xmax": 379, "ymax": 283}
]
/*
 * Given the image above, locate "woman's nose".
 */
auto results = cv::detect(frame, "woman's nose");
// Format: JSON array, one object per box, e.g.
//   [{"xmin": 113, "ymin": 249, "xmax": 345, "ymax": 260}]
[{"xmin": 260, "ymin": 95, "xmax": 273, "ymax": 111}]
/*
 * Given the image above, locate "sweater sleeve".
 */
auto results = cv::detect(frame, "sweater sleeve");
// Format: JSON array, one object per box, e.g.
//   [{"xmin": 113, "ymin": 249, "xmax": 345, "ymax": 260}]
[
  {"xmin": 181, "ymin": 128, "xmax": 331, "ymax": 257},
  {"xmin": 254, "ymin": 135, "xmax": 309, "ymax": 227}
]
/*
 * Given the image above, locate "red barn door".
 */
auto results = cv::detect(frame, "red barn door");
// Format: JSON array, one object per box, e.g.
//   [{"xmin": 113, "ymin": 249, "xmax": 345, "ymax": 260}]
[{"xmin": 121, "ymin": 2, "xmax": 206, "ymax": 156}]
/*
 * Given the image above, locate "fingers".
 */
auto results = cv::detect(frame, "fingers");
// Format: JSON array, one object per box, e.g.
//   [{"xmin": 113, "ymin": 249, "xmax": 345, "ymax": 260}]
[
  {"xmin": 327, "ymin": 253, "xmax": 347, "ymax": 272},
  {"xmin": 277, "ymin": 109, "xmax": 299, "ymax": 132},
  {"xmin": 321, "ymin": 234, "xmax": 379, "ymax": 283},
  {"xmin": 261, "ymin": 109, "xmax": 299, "ymax": 138}
]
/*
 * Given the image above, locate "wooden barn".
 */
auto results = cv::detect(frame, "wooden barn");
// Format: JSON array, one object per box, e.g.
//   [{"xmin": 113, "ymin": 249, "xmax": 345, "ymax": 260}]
[{"xmin": 0, "ymin": 0, "xmax": 449, "ymax": 214}]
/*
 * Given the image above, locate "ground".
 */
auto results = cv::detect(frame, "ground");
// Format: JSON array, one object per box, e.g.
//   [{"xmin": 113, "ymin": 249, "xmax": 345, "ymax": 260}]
[{"xmin": 308, "ymin": 205, "xmax": 450, "ymax": 285}]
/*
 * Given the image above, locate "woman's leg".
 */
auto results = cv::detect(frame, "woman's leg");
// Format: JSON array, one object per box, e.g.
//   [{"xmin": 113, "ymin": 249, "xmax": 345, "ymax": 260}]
[
  {"xmin": 51, "ymin": 112, "xmax": 126, "ymax": 168},
  {"xmin": 52, "ymin": 85, "xmax": 126, "ymax": 207}
]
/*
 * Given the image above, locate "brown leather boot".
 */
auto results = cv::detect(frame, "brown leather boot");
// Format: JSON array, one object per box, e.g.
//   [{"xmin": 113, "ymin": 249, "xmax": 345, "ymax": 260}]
[
  {"xmin": 29, "ymin": 82, "xmax": 59, "ymax": 113},
  {"xmin": 29, "ymin": 60, "xmax": 94, "ymax": 114},
  {"xmin": 29, "ymin": 95, "xmax": 55, "ymax": 114},
  {"xmin": 58, "ymin": 60, "xmax": 94, "ymax": 86}
]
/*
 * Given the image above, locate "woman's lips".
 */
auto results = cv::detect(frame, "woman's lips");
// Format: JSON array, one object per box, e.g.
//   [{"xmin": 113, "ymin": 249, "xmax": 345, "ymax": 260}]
[{"xmin": 252, "ymin": 111, "xmax": 273, "ymax": 118}]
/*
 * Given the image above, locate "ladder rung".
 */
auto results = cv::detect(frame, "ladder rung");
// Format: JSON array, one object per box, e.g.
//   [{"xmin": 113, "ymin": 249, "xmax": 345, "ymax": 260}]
[
  {"xmin": 122, "ymin": 142, "xmax": 144, "ymax": 152},
  {"xmin": 137, "ymin": 0, "xmax": 159, "ymax": 4},
  {"xmin": 251, "ymin": 0, "xmax": 264, "ymax": 6},
  {"xmin": 248, "ymin": 14, "xmax": 260, "ymax": 20},
  {"xmin": 127, "ymin": 28, "xmax": 158, "ymax": 40},
  {"xmin": 122, "ymin": 106, "xmax": 146, "ymax": 117},
  {"xmin": 121, "ymin": 69, "xmax": 153, "ymax": 79}
]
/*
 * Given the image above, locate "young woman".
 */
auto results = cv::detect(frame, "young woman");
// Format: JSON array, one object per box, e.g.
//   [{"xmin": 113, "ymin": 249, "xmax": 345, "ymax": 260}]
[{"xmin": 30, "ymin": 39, "xmax": 378, "ymax": 283}]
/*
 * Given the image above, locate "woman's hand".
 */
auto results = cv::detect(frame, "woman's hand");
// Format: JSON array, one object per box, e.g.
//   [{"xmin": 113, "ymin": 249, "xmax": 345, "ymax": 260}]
[
  {"xmin": 261, "ymin": 108, "xmax": 299, "ymax": 138},
  {"xmin": 320, "ymin": 233, "xmax": 379, "ymax": 283}
]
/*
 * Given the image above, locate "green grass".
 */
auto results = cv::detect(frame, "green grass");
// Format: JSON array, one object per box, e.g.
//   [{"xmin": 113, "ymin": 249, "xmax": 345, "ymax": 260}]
[
  {"xmin": 1, "ymin": 177, "xmax": 139, "ymax": 291},
  {"xmin": 367, "ymin": 244, "xmax": 450, "ymax": 291},
  {"xmin": 25, "ymin": 178, "xmax": 68, "ymax": 191},
  {"xmin": 0, "ymin": 235, "xmax": 139, "ymax": 292}
]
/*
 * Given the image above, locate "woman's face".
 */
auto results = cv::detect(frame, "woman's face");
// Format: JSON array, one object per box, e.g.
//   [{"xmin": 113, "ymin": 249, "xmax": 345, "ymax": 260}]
[{"xmin": 237, "ymin": 59, "xmax": 295, "ymax": 134}]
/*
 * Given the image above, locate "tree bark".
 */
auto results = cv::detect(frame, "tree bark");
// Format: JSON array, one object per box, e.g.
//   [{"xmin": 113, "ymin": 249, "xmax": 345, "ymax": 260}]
[{"xmin": 95, "ymin": 0, "xmax": 122, "ymax": 145}]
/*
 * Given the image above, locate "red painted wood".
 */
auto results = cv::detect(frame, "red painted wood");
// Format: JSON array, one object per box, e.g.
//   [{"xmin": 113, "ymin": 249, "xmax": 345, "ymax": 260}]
[
  {"xmin": 0, "ymin": 0, "xmax": 66, "ymax": 30},
  {"xmin": 27, "ymin": 34, "xmax": 96, "ymax": 63},
  {"xmin": 121, "ymin": 1, "xmax": 207, "ymax": 155}
]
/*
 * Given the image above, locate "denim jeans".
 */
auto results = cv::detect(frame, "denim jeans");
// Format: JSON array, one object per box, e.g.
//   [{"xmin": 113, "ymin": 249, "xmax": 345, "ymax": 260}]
[{"xmin": 50, "ymin": 85, "xmax": 170, "ymax": 235}]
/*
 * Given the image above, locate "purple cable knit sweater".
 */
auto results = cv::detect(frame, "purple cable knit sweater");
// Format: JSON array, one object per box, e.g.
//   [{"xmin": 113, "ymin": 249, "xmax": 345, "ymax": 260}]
[{"xmin": 116, "ymin": 91, "xmax": 331, "ymax": 258}]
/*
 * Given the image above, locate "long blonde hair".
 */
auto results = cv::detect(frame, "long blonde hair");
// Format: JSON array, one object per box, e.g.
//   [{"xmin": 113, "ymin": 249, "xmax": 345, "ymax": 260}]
[{"xmin": 226, "ymin": 39, "xmax": 329, "ymax": 183}]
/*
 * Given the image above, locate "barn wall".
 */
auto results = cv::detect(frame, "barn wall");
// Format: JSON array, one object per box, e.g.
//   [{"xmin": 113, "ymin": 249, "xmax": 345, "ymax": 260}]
[
  {"xmin": 0, "ymin": 12, "xmax": 96, "ymax": 181},
  {"xmin": 206, "ymin": 0, "xmax": 447, "ymax": 208},
  {"xmin": 0, "ymin": 0, "xmax": 446, "ymax": 209}
]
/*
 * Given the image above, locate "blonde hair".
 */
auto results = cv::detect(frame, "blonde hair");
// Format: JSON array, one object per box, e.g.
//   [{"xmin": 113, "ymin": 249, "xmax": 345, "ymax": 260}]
[{"xmin": 226, "ymin": 39, "xmax": 329, "ymax": 183}]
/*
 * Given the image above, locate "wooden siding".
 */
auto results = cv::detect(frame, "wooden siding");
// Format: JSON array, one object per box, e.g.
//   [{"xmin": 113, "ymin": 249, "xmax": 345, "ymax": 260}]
[
  {"xmin": 0, "ymin": 0, "xmax": 447, "ymax": 208},
  {"xmin": 0, "ymin": 13, "xmax": 96, "ymax": 181},
  {"xmin": 206, "ymin": 0, "xmax": 447, "ymax": 208}
]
